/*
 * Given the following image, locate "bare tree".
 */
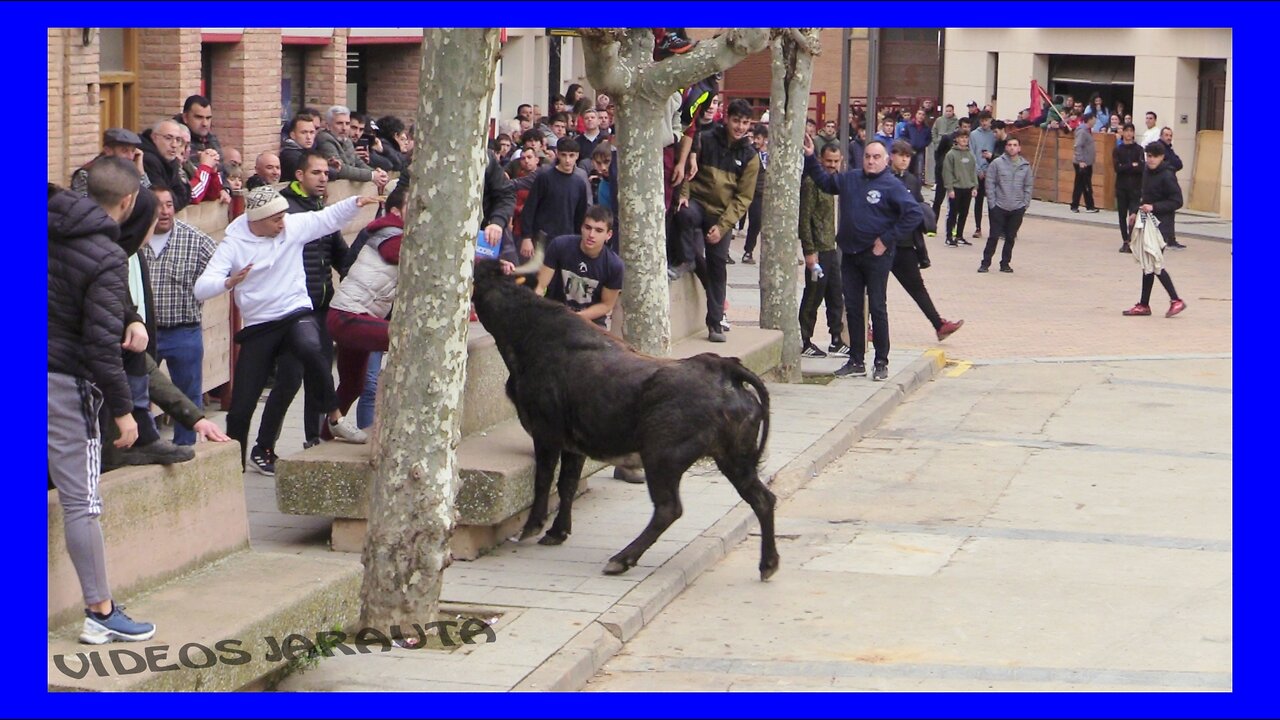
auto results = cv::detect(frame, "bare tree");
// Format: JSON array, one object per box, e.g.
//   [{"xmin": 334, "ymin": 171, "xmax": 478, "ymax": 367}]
[
  {"xmin": 580, "ymin": 28, "xmax": 769, "ymax": 356},
  {"xmin": 359, "ymin": 29, "xmax": 501, "ymax": 632},
  {"xmin": 758, "ymin": 29, "xmax": 822, "ymax": 382}
]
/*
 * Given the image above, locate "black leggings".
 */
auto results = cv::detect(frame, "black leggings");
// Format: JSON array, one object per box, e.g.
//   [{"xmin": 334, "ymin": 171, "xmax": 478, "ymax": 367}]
[
  {"xmin": 1140, "ymin": 270, "xmax": 1179, "ymax": 306},
  {"xmin": 891, "ymin": 245, "xmax": 943, "ymax": 330},
  {"xmin": 946, "ymin": 189, "xmax": 973, "ymax": 240},
  {"xmin": 972, "ymin": 176, "xmax": 987, "ymax": 230},
  {"xmin": 226, "ymin": 310, "xmax": 338, "ymax": 465}
]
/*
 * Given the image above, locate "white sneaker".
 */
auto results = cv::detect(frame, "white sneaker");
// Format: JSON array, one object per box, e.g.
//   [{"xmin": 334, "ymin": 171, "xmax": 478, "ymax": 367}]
[{"xmin": 328, "ymin": 416, "xmax": 369, "ymax": 444}]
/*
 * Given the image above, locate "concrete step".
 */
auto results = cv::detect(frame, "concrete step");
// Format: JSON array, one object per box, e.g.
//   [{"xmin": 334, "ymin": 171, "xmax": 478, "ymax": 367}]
[
  {"xmin": 46, "ymin": 549, "xmax": 361, "ymax": 692},
  {"xmin": 670, "ymin": 324, "xmax": 783, "ymax": 379},
  {"xmin": 48, "ymin": 442, "xmax": 248, "ymax": 627},
  {"xmin": 275, "ymin": 419, "xmax": 605, "ymax": 559}
]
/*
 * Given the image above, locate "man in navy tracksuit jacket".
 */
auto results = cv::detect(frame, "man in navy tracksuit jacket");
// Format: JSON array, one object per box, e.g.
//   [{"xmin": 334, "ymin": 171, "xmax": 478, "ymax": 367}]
[{"xmin": 803, "ymin": 137, "xmax": 923, "ymax": 379}]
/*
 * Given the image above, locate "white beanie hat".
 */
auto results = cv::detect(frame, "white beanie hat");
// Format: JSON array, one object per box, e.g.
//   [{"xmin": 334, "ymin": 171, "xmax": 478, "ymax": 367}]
[{"xmin": 245, "ymin": 185, "xmax": 289, "ymax": 221}]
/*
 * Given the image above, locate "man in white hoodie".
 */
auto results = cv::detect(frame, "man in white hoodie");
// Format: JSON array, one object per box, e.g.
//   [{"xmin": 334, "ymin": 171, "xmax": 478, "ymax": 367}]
[{"xmin": 194, "ymin": 185, "xmax": 378, "ymax": 469}]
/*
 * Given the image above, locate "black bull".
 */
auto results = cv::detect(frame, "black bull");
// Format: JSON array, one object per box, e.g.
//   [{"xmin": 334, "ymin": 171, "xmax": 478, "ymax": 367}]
[{"xmin": 471, "ymin": 257, "xmax": 779, "ymax": 579}]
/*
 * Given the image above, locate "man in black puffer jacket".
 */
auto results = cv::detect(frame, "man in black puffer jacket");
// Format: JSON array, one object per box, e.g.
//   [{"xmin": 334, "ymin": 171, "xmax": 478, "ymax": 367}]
[
  {"xmin": 252, "ymin": 149, "xmax": 353, "ymax": 467},
  {"xmin": 48, "ymin": 158, "xmax": 158, "ymax": 644},
  {"xmin": 139, "ymin": 119, "xmax": 193, "ymax": 211}
]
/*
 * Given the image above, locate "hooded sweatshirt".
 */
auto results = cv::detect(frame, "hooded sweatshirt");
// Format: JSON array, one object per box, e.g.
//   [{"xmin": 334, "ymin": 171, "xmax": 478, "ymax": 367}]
[
  {"xmin": 47, "ymin": 185, "xmax": 133, "ymax": 417},
  {"xmin": 193, "ymin": 196, "xmax": 361, "ymax": 327}
]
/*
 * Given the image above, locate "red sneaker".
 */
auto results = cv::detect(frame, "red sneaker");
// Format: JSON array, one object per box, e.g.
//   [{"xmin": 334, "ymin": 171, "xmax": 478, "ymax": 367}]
[
  {"xmin": 936, "ymin": 319, "xmax": 964, "ymax": 341},
  {"xmin": 1166, "ymin": 299, "xmax": 1186, "ymax": 318},
  {"xmin": 1121, "ymin": 304, "xmax": 1152, "ymax": 316}
]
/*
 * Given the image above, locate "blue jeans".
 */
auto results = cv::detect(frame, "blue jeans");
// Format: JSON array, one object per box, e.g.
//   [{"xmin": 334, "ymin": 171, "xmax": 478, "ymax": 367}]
[
  {"xmin": 157, "ymin": 325, "xmax": 204, "ymax": 446},
  {"xmin": 357, "ymin": 352, "xmax": 383, "ymax": 430}
]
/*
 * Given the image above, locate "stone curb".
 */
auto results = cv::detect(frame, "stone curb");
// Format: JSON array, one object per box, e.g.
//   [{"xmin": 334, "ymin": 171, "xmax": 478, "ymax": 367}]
[{"xmin": 523, "ymin": 350, "xmax": 946, "ymax": 691}]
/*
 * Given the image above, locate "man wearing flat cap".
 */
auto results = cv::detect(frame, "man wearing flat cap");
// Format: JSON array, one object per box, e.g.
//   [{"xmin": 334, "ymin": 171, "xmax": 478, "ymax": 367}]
[
  {"xmin": 70, "ymin": 128, "xmax": 151, "ymax": 197},
  {"xmin": 193, "ymin": 185, "xmax": 381, "ymax": 470}
]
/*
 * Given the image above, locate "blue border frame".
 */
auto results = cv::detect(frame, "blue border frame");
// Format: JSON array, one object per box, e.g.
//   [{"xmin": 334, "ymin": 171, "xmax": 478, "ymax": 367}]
[{"xmin": 24, "ymin": 3, "xmax": 1259, "ymax": 717}]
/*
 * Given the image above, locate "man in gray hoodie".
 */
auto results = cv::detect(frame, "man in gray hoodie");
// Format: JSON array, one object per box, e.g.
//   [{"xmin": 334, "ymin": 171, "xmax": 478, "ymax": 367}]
[
  {"xmin": 1070, "ymin": 122, "xmax": 1100, "ymax": 213},
  {"xmin": 980, "ymin": 136, "xmax": 1035, "ymax": 273}
]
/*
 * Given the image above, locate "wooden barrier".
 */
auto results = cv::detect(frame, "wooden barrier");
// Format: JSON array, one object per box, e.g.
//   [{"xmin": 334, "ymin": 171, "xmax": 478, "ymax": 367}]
[{"xmin": 1010, "ymin": 126, "xmax": 1117, "ymax": 210}]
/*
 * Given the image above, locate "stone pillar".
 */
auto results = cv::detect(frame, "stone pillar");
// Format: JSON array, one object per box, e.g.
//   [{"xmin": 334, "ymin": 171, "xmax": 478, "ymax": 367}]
[
  {"xmin": 304, "ymin": 29, "xmax": 349, "ymax": 111},
  {"xmin": 136, "ymin": 28, "xmax": 202, "ymax": 128},
  {"xmin": 208, "ymin": 29, "xmax": 282, "ymax": 166},
  {"xmin": 48, "ymin": 28, "xmax": 102, "ymax": 185}
]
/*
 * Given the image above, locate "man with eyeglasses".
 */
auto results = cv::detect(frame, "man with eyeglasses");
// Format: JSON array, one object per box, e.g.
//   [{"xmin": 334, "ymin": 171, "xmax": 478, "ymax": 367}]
[{"xmin": 140, "ymin": 118, "xmax": 194, "ymax": 211}]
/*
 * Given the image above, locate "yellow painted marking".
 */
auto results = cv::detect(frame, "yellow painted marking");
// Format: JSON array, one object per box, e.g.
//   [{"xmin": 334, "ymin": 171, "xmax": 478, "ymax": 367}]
[{"xmin": 944, "ymin": 361, "xmax": 973, "ymax": 378}]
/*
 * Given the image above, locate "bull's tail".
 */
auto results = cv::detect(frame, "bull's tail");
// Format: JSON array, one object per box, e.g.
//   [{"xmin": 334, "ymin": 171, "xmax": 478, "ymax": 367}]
[{"xmin": 726, "ymin": 360, "xmax": 770, "ymax": 466}]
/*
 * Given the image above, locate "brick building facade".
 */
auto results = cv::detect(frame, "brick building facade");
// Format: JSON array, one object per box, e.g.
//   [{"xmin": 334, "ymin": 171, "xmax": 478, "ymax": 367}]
[
  {"xmin": 47, "ymin": 27, "xmax": 428, "ymax": 186},
  {"xmin": 49, "ymin": 27, "xmax": 944, "ymax": 187}
]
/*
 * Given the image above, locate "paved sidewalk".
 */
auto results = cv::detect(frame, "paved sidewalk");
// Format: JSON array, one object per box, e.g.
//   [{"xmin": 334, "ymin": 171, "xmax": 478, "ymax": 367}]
[
  {"xmin": 585, "ymin": 356, "xmax": 1232, "ymax": 692},
  {"xmin": 266, "ymin": 348, "xmax": 942, "ymax": 691}
]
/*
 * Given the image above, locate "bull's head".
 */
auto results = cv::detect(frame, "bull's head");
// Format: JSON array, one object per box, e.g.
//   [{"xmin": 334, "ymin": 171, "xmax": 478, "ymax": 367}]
[{"xmin": 471, "ymin": 246, "xmax": 544, "ymax": 299}]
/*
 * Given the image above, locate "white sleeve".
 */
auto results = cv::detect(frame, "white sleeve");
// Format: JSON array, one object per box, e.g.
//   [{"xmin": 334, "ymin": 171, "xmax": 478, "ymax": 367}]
[
  {"xmin": 282, "ymin": 196, "xmax": 361, "ymax": 247},
  {"xmin": 193, "ymin": 241, "xmax": 236, "ymax": 302}
]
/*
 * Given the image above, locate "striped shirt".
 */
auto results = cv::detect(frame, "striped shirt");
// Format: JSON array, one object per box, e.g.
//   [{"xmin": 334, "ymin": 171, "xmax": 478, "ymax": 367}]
[{"xmin": 142, "ymin": 219, "xmax": 217, "ymax": 327}]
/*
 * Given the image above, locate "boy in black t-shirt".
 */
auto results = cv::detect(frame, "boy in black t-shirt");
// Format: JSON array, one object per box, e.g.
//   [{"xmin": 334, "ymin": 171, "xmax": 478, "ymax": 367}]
[{"xmin": 536, "ymin": 205, "xmax": 625, "ymax": 328}]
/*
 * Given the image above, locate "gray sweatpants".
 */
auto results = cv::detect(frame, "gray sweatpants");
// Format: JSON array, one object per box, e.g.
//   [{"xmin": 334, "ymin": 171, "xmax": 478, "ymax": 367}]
[{"xmin": 48, "ymin": 372, "xmax": 111, "ymax": 606}]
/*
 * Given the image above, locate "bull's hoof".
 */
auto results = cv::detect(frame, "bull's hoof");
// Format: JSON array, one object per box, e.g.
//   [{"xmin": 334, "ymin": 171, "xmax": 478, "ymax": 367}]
[
  {"xmin": 760, "ymin": 556, "xmax": 780, "ymax": 581},
  {"xmin": 538, "ymin": 531, "xmax": 568, "ymax": 546},
  {"xmin": 517, "ymin": 524, "xmax": 542, "ymax": 542},
  {"xmin": 602, "ymin": 559, "xmax": 632, "ymax": 575}
]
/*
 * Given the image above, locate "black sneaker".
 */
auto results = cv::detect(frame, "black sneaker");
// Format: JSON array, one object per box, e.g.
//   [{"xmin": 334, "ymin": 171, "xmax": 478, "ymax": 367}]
[
  {"xmin": 741, "ymin": 252, "xmax": 755, "ymax": 264},
  {"xmin": 1166, "ymin": 240, "xmax": 1187, "ymax": 250},
  {"xmin": 707, "ymin": 326, "xmax": 727, "ymax": 343},
  {"xmin": 977, "ymin": 265, "xmax": 990, "ymax": 273},
  {"xmin": 654, "ymin": 31, "xmax": 696, "ymax": 60},
  {"xmin": 725, "ymin": 254, "xmax": 737, "ymax": 265},
  {"xmin": 114, "ymin": 439, "xmax": 195, "ymax": 466},
  {"xmin": 302, "ymin": 438, "xmax": 321, "ymax": 450},
  {"xmin": 872, "ymin": 363, "xmax": 889, "ymax": 381},
  {"xmin": 833, "ymin": 359, "xmax": 867, "ymax": 378},
  {"xmin": 1119, "ymin": 244, "xmax": 1132, "ymax": 254},
  {"xmin": 1084, "ymin": 208, "xmax": 1100, "ymax": 213},
  {"xmin": 999, "ymin": 264, "xmax": 1014, "ymax": 273},
  {"xmin": 956, "ymin": 237, "xmax": 973, "ymax": 246},
  {"xmin": 827, "ymin": 341, "xmax": 851, "ymax": 357},
  {"xmin": 801, "ymin": 343, "xmax": 828, "ymax": 358},
  {"xmin": 248, "ymin": 445, "xmax": 276, "ymax": 477},
  {"xmin": 945, "ymin": 238, "xmax": 958, "ymax": 247}
]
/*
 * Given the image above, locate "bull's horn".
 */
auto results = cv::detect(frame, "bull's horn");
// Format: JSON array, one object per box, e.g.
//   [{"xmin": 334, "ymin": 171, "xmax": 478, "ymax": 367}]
[{"xmin": 510, "ymin": 246, "xmax": 544, "ymax": 276}]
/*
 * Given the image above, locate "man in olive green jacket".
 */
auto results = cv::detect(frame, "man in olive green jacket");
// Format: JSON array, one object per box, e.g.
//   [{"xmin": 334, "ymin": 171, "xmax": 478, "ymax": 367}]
[{"xmin": 798, "ymin": 143, "xmax": 847, "ymax": 358}]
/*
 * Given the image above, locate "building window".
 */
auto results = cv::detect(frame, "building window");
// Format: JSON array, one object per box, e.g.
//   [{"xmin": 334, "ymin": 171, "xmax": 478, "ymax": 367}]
[
  {"xmin": 98, "ymin": 28, "xmax": 138, "ymax": 132},
  {"xmin": 346, "ymin": 48, "xmax": 366, "ymax": 112}
]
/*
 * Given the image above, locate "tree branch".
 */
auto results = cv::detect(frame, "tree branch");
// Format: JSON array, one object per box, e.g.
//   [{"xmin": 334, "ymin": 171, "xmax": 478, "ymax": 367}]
[
  {"xmin": 636, "ymin": 28, "xmax": 770, "ymax": 100},
  {"xmin": 776, "ymin": 28, "xmax": 822, "ymax": 56}
]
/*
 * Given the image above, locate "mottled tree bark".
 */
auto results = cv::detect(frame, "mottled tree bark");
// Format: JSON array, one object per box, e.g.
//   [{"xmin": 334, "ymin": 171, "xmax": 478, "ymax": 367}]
[
  {"xmin": 359, "ymin": 29, "xmax": 500, "ymax": 632},
  {"xmin": 581, "ymin": 28, "xmax": 769, "ymax": 356},
  {"xmin": 759, "ymin": 29, "xmax": 821, "ymax": 383}
]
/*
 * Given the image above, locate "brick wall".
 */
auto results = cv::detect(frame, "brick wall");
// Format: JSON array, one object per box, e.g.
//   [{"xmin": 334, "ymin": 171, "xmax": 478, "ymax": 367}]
[
  {"xmin": 48, "ymin": 29, "xmax": 65, "ymax": 183},
  {"xmin": 680, "ymin": 29, "xmax": 869, "ymax": 125},
  {"xmin": 137, "ymin": 28, "xmax": 202, "ymax": 129},
  {"xmin": 209, "ymin": 29, "xmax": 282, "ymax": 165},
  {"xmin": 363, "ymin": 43, "xmax": 422, "ymax": 122},
  {"xmin": 48, "ymin": 28, "xmax": 103, "ymax": 185},
  {"xmin": 304, "ymin": 30, "xmax": 348, "ymax": 111}
]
